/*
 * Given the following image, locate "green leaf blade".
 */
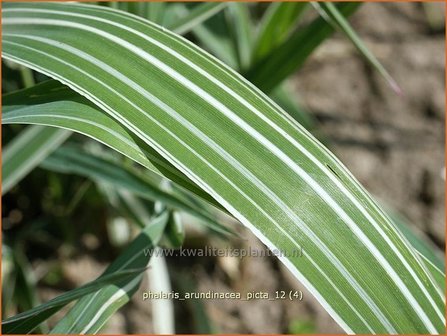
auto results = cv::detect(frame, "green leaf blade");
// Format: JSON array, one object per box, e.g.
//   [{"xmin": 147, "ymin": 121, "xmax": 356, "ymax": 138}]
[
  {"xmin": 2, "ymin": 268, "xmax": 147, "ymax": 334},
  {"xmin": 2, "ymin": 125, "xmax": 71, "ymax": 195},
  {"xmin": 245, "ymin": 2, "xmax": 361, "ymax": 93},
  {"xmin": 169, "ymin": 2, "xmax": 227, "ymax": 36},
  {"xmin": 314, "ymin": 2, "xmax": 401, "ymax": 94},
  {"xmin": 253, "ymin": 2, "xmax": 307, "ymax": 63},
  {"xmin": 2, "ymin": 81, "xmax": 217, "ymax": 208},
  {"xmin": 40, "ymin": 144, "xmax": 232, "ymax": 237},
  {"xmin": 50, "ymin": 210, "xmax": 169, "ymax": 334}
]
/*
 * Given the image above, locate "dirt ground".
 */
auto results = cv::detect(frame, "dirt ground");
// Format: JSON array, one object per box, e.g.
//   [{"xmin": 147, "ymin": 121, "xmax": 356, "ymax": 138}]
[{"xmin": 38, "ymin": 2, "xmax": 445, "ymax": 334}]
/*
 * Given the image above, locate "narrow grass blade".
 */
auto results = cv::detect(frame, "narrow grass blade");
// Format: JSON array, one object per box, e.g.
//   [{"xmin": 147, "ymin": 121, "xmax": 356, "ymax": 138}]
[
  {"xmin": 225, "ymin": 2, "xmax": 253, "ymax": 71},
  {"xmin": 10, "ymin": 246, "xmax": 47, "ymax": 333},
  {"xmin": 169, "ymin": 2, "xmax": 226, "ymax": 36},
  {"xmin": 2, "ymin": 3, "xmax": 444, "ymax": 332},
  {"xmin": 50, "ymin": 210, "xmax": 169, "ymax": 334},
  {"xmin": 245, "ymin": 3, "xmax": 361, "ymax": 93},
  {"xmin": 253, "ymin": 2, "xmax": 307, "ymax": 63},
  {"xmin": 41, "ymin": 145, "xmax": 232, "ymax": 237},
  {"xmin": 3, "ymin": 83, "xmax": 233, "ymax": 236},
  {"xmin": 190, "ymin": 9, "xmax": 238, "ymax": 69},
  {"xmin": 3, "ymin": 82, "xmax": 215, "ymax": 207},
  {"xmin": 2, "ymin": 125, "xmax": 70, "ymax": 195},
  {"xmin": 99, "ymin": 184, "xmax": 155, "ymax": 229},
  {"xmin": 189, "ymin": 3, "xmax": 251, "ymax": 71},
  {"xmin": 102, "ymin": 185, "xmax": 176, "ymax": 334},
  {"xmin": 314, "ymin": 2, "xmax": 401, "ymax": 94},
  {"xmin": 2, "ymin": 268, "xmax": 146, "ymax": 334}
]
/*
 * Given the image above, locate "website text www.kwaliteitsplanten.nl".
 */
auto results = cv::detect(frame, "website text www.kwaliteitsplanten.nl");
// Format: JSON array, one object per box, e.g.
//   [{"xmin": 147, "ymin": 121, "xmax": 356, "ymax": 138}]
[{"xmin": 143, "ymin": 245, "xmax": 303, "ymax": 259}]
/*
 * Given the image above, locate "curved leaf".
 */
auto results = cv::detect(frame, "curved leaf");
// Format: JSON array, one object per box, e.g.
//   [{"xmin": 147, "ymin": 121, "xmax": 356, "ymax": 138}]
[
  {"xmin": 40, "ymin": 144, "xmax": 233, "ymax": 237},
  {"xmin": 3, "ymin": 81, "xmax": 216, "ymax": 207},
  {"xmin": 245, "ymin": 2, "xmax": 360, "ymax": 93},
  {"xmin": 313, "ymin": 2, "xmax": 401, "ymax": 94},
  {"xmin": 2, "ymin": 268, "xmax": 147, "ymax": 334},
  {"xmin": 170, "ymin": 2, "xmax": 226, "ymax": 36},
  {"xmin": 252, "ymin": 2, "xmax": 307, "ymax": 63},
  {"xmin": 50, "ymin": 210, "xmax": 169, "ymax": 334}
]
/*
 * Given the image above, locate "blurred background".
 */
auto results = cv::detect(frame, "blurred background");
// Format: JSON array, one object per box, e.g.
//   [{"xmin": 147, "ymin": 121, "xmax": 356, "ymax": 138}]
[{"xmin": 2, "ymin": 1, "xmax": 445, "ymax": 334}]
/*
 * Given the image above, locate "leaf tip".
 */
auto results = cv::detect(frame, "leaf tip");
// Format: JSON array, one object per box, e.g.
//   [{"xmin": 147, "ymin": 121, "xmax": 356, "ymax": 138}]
[{"xmin": 388, "ymin": 78, "xmax": 403, "ymax": 96}]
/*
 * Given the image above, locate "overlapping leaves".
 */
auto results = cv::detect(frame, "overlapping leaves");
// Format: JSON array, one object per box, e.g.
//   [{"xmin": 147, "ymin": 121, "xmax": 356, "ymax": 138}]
[{"xmin": 2, "ymin": 2, "xmax": 444, "ymax": 334}]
